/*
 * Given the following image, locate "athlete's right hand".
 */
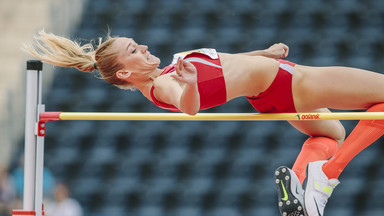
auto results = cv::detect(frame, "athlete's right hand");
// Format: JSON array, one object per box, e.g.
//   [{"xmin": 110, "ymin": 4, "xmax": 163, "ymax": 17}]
[{"xmin": 171, "ymin": 58, "xmax": 197, "ymax": 85}]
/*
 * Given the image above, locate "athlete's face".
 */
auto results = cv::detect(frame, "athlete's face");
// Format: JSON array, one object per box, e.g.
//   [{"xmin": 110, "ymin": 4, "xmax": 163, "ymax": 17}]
[{"xmin": 114, "ymin": 37, "xmax": 160, "ymax": 73}]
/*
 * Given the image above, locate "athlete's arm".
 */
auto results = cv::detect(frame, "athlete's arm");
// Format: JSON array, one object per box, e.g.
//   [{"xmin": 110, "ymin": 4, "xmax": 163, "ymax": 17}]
[
  {"xmin": 240, "ymin": 43, "xmax": 289, "ymax": 59},
  {"xmin": 153, "ymin": 59, "xmax": 200, "ymax": 115},
  {"xmin": 171, "ymin": 59, "xmax": 200, "ymax": 115}
]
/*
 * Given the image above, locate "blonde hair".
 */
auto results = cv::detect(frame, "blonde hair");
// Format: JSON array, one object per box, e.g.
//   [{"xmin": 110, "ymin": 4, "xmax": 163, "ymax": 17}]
[{"xmin": 22, "ymin": 30, "xmax": 135, "ymax": 90}]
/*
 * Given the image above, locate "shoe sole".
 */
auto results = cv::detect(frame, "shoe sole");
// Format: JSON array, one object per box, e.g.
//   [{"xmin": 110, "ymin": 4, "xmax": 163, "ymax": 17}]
[{"xmin": 275, "ymin": 166, "xmax": 306, "ymax": 216}]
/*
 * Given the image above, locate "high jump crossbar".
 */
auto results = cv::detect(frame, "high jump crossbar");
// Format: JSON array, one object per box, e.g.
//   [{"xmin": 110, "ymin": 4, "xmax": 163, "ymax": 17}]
[
  {"xmin": 18, "ymin": 60, "xmax": 384, "ymax": 216},
  {"xmin": 40, "ymin": 111, "xmax": 384, "ymax": 121}
]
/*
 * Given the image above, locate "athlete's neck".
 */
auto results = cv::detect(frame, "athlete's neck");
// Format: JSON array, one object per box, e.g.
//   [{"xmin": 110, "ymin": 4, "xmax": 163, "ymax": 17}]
[{"xmin": 133, "ymin": 67, "xmax": 163, "ymax": 100}]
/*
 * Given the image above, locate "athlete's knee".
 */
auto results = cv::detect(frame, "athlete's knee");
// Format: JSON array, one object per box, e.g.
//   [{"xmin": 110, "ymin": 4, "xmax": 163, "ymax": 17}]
[
  {"xmin": 333, "ymin": 122, "xmax": 346, "ymax": 146},
  {"xmin": 322, "ymin": 121, "xmax": 345, "ymax": 146}
]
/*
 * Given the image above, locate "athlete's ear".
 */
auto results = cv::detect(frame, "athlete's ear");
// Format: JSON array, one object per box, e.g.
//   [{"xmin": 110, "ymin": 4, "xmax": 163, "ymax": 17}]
[{"xmin": 116, "ymin": 70, "xmax": 132, "ymax": 80}]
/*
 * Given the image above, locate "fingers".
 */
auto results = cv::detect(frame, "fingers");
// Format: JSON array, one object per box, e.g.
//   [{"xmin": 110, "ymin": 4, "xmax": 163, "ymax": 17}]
[
  {"xmin": 182, "ymin": 60, "xmax": 195, "ymax": 70},
  {"xmin": 176, "ymin": 58, "xmax": 183, "ymax": 75},
  {"xmin": 283, "ymin": 46, "xmax": 289, "ymax": 58},
  {"xmin": 274, "ymin": 43, "xmax": 289, "ymax": 58},
  {"xmin": 176, "ymin": 59, "xmax": 196, "ymax": 74},
  {"xmin": 282, "ymin": 43, "xmax": 289, "ymax": 57},
  {"xmin": 173, "ymin": 58, "xmax": 184, "ymax": 81},
  {"xmin": 278, "ymin": 43, "xmax": 289, "ymax": 57},
  {"xmin": 170, "ymin": 73, "xmax": 181, "ymax": 82}
]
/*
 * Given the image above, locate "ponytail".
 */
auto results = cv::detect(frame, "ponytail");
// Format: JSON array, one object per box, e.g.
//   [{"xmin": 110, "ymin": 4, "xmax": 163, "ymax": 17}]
[
  {"xmin": 23, "ymin": 30, "xmax": 136, "ymax": 90},
  {"xmin": 21, "ymin": 30, "xmax": 98, "ymax": 72}
]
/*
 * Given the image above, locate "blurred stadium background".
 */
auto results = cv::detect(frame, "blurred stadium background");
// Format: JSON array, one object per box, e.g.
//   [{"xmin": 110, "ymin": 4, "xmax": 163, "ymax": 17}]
[{"xmin": 2, "ymin": 0, "xmax": 384, "ymax": 216}]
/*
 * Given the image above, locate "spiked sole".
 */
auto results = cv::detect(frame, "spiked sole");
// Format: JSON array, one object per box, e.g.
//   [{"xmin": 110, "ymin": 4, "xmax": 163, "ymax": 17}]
[{"xmin": 275, "ymin": 166, "xmax": 306, "ymax": 216}]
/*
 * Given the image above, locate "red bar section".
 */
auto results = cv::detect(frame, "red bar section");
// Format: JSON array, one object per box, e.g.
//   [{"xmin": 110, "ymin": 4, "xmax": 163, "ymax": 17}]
[
  {"xmin": 12, "ymin": 210, "xmax": 44, "ymax": 216},
  {"xmin": 39, "ymin": 112, "xmax": 62, "ymax": 122},
  {"xmin": 12, "ymin": 210, "xmax": 35, "ymax": 215}
]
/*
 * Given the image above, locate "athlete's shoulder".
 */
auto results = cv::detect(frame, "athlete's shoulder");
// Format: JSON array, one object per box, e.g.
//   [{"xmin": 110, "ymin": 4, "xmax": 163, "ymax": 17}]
[{"xmin": 153, "ymin": 72, "xmax": 172, "ymax": 88}]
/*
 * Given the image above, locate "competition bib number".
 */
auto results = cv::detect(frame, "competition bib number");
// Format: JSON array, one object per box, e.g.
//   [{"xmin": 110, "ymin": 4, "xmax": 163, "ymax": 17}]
[{"xmin": 171, "ymin": 48, "xmax": 218, "ymax": 65}]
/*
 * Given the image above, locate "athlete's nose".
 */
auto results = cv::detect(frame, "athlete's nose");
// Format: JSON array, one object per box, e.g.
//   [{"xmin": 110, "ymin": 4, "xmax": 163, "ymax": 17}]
[{"xmin": 140, "ymin": 45, "xmax": 148, "ymax": 53}]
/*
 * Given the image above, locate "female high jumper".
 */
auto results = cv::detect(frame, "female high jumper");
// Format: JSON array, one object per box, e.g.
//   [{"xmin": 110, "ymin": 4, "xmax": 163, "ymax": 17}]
[{"xmin": 22, "ymin": 31, "xmax": 384, "ymax": 216}]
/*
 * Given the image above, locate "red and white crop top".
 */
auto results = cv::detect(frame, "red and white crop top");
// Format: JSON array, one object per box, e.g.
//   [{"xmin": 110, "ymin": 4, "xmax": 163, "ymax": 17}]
[{"xmin": 150, "ymin": 49, "xmax": 226, "ymax": 112}]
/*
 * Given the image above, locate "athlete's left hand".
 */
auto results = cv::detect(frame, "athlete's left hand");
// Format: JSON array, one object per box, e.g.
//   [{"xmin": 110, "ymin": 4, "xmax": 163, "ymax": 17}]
[
  {"xmin": 171, "ymin": 58, "xmax": 197, "ymax": 85},
  {"xmin": 265, "ymin": 43, "xmax": 289, "ymax": 59}
]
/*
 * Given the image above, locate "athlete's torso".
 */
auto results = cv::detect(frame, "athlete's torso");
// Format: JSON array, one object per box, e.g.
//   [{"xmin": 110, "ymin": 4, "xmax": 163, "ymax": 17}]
[
  {"xmin": 150, "ymin": 49, "xmax": 284, "ymax": 112},
  {"xmin": 218, "ymin": 53, "xmax": 280, "ymax": 100}
]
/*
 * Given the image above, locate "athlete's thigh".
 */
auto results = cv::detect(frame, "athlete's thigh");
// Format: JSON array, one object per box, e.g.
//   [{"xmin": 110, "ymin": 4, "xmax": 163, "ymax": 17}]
[
  {"xmin": 288, "ymin": 108, "xmax": 345, "ymax": 144},
  {"xmin": 296, "ymin": 65, "xmax": 384, "ymax": 110}
]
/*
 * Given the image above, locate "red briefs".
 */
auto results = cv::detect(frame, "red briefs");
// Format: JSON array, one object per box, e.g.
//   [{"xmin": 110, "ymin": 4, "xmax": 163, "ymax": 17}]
[{"xmin": 246, "ymin": 59, "xmax": 297, "ymax": 113}]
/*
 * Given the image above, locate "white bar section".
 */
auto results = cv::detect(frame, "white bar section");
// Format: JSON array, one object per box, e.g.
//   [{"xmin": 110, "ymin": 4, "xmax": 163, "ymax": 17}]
[
  {"xmin": 34, "ymin": 136, "xmax": 44, "ymax": 216},
  {"xmin": 34, "ymin": 102, "xmax": 45, "ymax": 216},
  {"xmin": 23, "ymin": 69, "xmax": 38, "ymax": 210}
]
